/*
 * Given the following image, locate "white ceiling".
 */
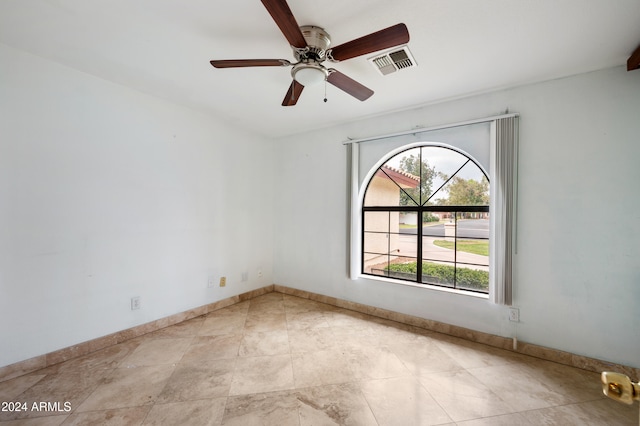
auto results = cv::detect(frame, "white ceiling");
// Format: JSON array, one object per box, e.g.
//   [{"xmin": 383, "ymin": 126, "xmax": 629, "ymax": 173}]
[{"xmin": 1, "ymin": 0, "xmax": 639, "ymax": 138}]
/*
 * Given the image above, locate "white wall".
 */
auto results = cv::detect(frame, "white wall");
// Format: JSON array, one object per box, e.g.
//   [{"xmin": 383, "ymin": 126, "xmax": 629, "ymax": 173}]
[
  {"xmin": 2, "ymin": 40, "xmax": 638, "ymax": 371},
  {"xmin": 0, "ymin": 44, "xmax": 274, "ymax": 368},
  {"xmin": 273, "ymin": 66, "xmax": 640, "ymax": 368}
]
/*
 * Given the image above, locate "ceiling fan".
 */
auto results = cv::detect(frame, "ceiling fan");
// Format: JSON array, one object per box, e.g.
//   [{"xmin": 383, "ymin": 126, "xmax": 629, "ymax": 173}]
[{"xmin": 210, "ymin": 0, "xmax": 410, "ymax": 106}]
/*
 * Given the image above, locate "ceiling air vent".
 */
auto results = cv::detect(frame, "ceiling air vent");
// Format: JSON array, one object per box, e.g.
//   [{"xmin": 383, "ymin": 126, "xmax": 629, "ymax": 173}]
[{"xmin": 368, "ymin": 45, "xmax": 416, "ymax": 76}]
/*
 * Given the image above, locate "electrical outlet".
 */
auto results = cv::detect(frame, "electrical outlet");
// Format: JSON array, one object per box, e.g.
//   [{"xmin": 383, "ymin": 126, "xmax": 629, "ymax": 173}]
[
  {"xmin": 509, "ymin": 307, "xmax": 520, "ymax": 322},
  {"xmin": 241, "ymin": 272, "xmax": 248, "ymax": 282},
  {"xmin": 131, "ymin": 297, "xmax": 141, "ymax": 310},
  {"xmin": 207, "ymin": 276, "xmax": 215, "ymax": 288},
  {"xmin": 257, "ymin": 269, "xmax": 263, "ymax": 278},
  {"xmin": 219, "ymin": 276, "xmax": 226, "ymax": 287}
]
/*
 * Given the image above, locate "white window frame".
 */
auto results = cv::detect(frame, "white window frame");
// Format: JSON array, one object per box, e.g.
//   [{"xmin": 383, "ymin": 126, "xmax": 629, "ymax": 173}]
[{"xmin": 347, "ymin": 114, "xmax": 518, "ymax": 305}]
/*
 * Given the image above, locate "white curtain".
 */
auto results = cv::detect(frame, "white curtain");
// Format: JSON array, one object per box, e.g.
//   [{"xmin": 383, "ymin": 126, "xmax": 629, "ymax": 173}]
[{"xmin": 489, "ymin": 116, "xmax": 519, "ymax": 305}]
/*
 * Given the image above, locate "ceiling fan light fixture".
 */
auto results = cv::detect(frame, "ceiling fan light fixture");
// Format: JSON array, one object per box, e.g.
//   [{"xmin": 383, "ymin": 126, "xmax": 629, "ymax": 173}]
[
  {"xmin": 210, "ymin": 0, "xmax": 410, "ymax": 106},
  {"xmin": 292, "ymin": 63, "xmax": 328, "ymax": 86}
]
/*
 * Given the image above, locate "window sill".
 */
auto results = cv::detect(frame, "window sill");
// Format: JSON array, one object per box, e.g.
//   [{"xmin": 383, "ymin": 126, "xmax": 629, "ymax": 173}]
[{"xmin": 358, "ymin": 273, "xmax": 489, "ymax": 300}]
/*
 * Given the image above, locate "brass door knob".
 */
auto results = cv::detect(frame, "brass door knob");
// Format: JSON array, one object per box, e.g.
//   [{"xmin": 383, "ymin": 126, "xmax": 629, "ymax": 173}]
[{"xmin": 601, "ymin": 372, "xmax": 640, "ymax": 405}]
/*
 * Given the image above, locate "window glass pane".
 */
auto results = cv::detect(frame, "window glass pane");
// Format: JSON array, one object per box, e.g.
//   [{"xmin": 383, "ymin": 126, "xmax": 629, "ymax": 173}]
[
  {"xmin": 398, "ymin": 211, "xmax": 417, "ymax": 232},
  {"xmin": 457, "ymin": 215, "xmax": 489, "ymax": 240},
  {"xmin": 364, "ymin": 232, "xmax": 390, "ymax": 256},
  {"xmin": 430, "ymin": 161, "xmax": 489, "ymax": 206},
  {"xmin": 422, "ymin": 211, "xmax": 444, "ymax": 225},
  {"xmin": 367, "ymin": 258, "xmax": 390, "ymax": 277},
  {"xmin": 364, "ymin": 211, "xmax": 389, "ymax": 233},
  {"xmin": 389, "ymin": 211, "xmax": 404, "ymax": 236},
  {"xmin": 365, "ymin": 228, "xmax": 417, "ymax": 282},
  {"xmin": 363, "ymin": 224, "xmax": 390, "ymax": 275},
  {"xmin": 455, "ymin": 216, "xmax": 489, "ymax": 293},
  {"xmin": 455, "ymin": 264, "xmax": 489, "ymax": 293},
  {"xmin": 421, "ymin": 261, "xmax": 455, "ymax": 288},
  {"xmin": 363, "ymin": 148, "xmax": 422, "ymax": 207},
  {"xmin": 423, "ymin": 234, "xmax": 455, "ymax": 263},
  {"xmin": 383, "ymin": 256, "xmax": 418, "ymax": 281},
  {"xmin": 422, "ymin": 211, "xmax": 446, "ymax": 237},
  {"xmin": 421, "ymin": 147, "xmax": 467, "ymax": 205},
  {"xmin": 423, "ymin": 211, "xmax": 455, "ymax": 288},
  {"xmin": 364, "ymin": 166, "xmax": 418, "ymax": 206},
  {"xmin": 379, "ymin": 148, "xmax": 421, "ymax": 206},
  {"xmin": 396, "ymin": 233, "xmax": 417, "ymax": 260}
]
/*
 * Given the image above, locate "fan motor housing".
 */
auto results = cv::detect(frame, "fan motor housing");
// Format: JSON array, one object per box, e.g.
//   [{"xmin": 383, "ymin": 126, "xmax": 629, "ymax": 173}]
[{"xmin": 296, "ymin": 25, "xmax": 331, "ymax": 61}]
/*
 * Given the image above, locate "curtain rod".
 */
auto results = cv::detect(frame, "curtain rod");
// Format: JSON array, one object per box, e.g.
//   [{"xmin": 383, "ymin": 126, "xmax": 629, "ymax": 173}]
[{"xmin": 342, "ymin": 112, "xmax": 519, "ymax": 145}]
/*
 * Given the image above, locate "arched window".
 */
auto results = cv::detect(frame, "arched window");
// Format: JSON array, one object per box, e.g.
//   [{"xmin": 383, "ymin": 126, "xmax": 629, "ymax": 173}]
[{"xmin": 362, "ymin": 144, "xmax": 489, "ymax": 293}]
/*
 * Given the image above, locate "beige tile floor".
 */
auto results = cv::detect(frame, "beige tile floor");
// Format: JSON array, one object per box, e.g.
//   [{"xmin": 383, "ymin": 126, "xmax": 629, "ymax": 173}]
[{"xmin": 0, "ymin": 293, "xmax": 637, "ymax": 425}]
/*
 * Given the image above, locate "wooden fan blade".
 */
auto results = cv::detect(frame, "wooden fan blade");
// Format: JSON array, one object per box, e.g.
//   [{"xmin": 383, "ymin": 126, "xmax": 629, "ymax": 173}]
[
  {"xmin": 327, "ymin": 70, "xmax": 373, "ymax": 101},
  {"xmin": 328, "ymin": 23, "xmax": 409, "ymax": 62},
  {"xmin": 210, "ymin": 59, "xmax": 290, "ymax": 68},
  {"xmin": 282, "ymin": 80, "xmax": 304, "ymax": 106},
  {"xmin": 261, "ymin": 0, "xmax": 307, "ymax": 49}
]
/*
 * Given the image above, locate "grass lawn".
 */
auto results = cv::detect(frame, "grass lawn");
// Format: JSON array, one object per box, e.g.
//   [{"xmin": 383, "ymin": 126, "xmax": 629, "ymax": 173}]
[
  {"xmin": 433, "ymin": 239, "xmax": 489, "ymax": 256},
  {"xmin": 399, "ymin": 223, "xmax": 416, "ymax": 229}
]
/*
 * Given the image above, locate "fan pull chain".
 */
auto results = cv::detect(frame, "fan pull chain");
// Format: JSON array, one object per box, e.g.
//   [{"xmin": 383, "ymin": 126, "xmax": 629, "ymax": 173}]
[{"xmin": 324, "ymin": 80, "xmax": 328, "ymax": 103}]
